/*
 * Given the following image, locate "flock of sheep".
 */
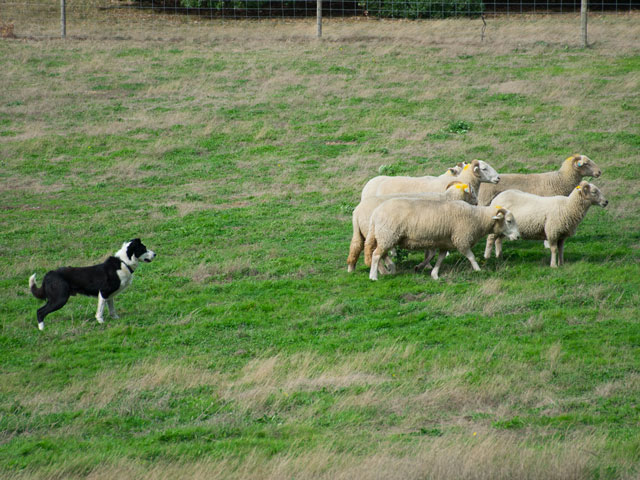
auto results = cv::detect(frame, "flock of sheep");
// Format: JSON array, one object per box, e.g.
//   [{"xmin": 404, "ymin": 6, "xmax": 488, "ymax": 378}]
[{"xmin": 347, "ymin": 154, "xmax": 607, "ymax": 280}]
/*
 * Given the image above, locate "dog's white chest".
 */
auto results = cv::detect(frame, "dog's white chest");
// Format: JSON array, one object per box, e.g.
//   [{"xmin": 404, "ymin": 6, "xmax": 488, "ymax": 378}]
[{"xmin": 112, "ymin": 268, "xmax": 133, "ymax": 297}]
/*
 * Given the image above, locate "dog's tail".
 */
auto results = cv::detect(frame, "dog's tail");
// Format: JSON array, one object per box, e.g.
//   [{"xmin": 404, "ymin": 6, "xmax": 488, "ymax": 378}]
[{"xmin": 29, "ymin": 274, "xmax": 46, "ymax": 300}]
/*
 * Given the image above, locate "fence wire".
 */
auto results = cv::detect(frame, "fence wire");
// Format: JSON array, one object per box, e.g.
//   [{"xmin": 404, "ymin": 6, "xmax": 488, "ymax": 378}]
[
  {"xmin": 0, "ymin": 0, "xmax": 637, "ymax": 39},
  {"xmin": 1, "ymin": 0, "xmax": 638, "ymax": 20}
]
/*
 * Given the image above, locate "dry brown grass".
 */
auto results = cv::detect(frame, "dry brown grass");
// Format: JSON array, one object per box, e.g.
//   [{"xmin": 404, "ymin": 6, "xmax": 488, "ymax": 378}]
[
  {"xmin": 2, "ymin": 342, "xmax": 615, "ymax": 427},
  {"xmin": 6, "ymin": 7, "xmax": 640, "ymax": 51},
  {"xmin": 3, "ymin": 342, "xmax": 639, "ymax": 479},
  {"xmin": 4, "ymin": 431, "xmax": 621, "ymax": 480}
]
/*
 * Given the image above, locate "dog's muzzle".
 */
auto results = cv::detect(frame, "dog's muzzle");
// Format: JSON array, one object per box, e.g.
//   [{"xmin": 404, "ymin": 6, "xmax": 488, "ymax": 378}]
[{"xmin": 143, "ymin": 251, "xmax": 156, "ymax": 262}]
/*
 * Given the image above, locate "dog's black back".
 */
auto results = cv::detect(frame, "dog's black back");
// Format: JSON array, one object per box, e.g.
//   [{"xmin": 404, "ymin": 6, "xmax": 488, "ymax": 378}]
[{"xmin": 44, "ymin": 256, "xmax": 123, "ymax": 298}]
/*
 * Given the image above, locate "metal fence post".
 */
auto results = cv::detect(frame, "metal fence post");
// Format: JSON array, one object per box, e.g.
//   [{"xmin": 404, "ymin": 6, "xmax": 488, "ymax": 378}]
[
  {"xmin": 60, "ymin": 0, "xmax": 66, "ymax": 38},
  {"xmin": 317, "ymin": 0, "xmax": 322, "ymax": 38},
  {"xmin": 581, "ymin": 0, "xmax": 588, "ymax": 47}
]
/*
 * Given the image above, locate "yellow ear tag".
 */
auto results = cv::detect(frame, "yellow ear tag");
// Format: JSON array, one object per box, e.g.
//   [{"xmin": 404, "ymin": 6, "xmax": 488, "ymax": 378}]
[
  {"xmin": 566, "ymin": 157, "xmax": 574, "ymax": 162},
  {"xmin": 463, "ymin": 163, "xmax": 471, "ymax": 171},
  {"xmin": 575, "ymin": 186, "xmax": 581, "ymax": 190},
  {"xmin": 455, "ymin": 183, "xmax": 466, "ymax": 190},
  {"xmin": 495, "ymin": 205, "xmax": 502, "ymax": 209}
]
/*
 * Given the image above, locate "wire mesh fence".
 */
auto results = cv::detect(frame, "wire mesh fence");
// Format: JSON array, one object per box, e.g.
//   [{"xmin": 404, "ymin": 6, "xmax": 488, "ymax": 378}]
[
  {"xmin": 0, "ymin": 0, "xmax": 637, "ymax": 39},
  {"xmin": 1, "ymin": 0, "xmax": 638, "ymax": 19}
]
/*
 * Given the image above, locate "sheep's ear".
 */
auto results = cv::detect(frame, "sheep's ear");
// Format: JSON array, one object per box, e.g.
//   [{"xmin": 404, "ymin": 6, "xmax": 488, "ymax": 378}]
[
  {"xmin": 570, "ymin": 154, "xmax": 584, "ymax": 168},
  {"xmin": 447, "ymin": 167, "xmax": 457, "ymax": 175},
  {"xmin": 581, "ymin": 182, "xmax": 591, "ymax": 195},
  {"xmin": 575, "ymin": 181, "xmax": 590, "ymax": 196},
  {"xmin": 492, "ymin": 207, "xmax": 506, "ymax": 220},
  {"xmin": 472, "ymin": 159, "xmax": 480, "ymax": 174}
]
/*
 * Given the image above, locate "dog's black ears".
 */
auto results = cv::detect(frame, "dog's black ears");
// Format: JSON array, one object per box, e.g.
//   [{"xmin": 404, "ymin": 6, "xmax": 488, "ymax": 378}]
[{"xmin": 126, "ymin": 238, "xmax": 144, "ymax": 260}]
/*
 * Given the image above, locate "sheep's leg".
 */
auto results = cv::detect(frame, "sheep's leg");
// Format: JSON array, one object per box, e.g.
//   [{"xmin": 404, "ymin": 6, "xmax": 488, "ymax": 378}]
[
  {"xmin": 415, "ymin": 249, "xmax": 436, "ymax": 273},
  {"xmin": 461, "ymin": 248, "xmax": 481, "ymax": 272},
  {"xmin": 347, "ymin": 233, "xmax": 364, "ymax": 273},
  {"xmin": 370, "ymin": 245, "xmax": 388, "ymax": 281},
  {"xmin": 484, "ymin": 235, "xmax": 495, "ymax": 259},
  {"xmin": 430, "ymin": 249, "xmax": 447, "ymax": 280},
  {"xmin": 494, "ymin": 237, "xmax": 503, "ymax": 258},
  {"xmin": 370, "ymin": 254, "xmax": 381, "ymax": 281},
  {"xmin": 558, "ymin": 238, "xmax": 566, "ymax": 266},
  {"xmin": 384, "ymin": 256, "xmax": 396, "ymax": 274},
  {"xmin": 549, "ymin": 241, "xmax": 559, "ymax": 268},
  {"xmin": 377, "ymin": 257, "xmax": 390, "ymax": 275}
]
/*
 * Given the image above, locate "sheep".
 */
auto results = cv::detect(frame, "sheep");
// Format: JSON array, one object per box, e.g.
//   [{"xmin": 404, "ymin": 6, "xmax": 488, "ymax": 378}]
[
  {"xmin": 361, "ymin": 159, "xmax": 500, "ymax": 200},
  {"xmin": 360, "ymin": 162, "xmax": 467, "ymax": 200},
  {"xmin": 364, "ymin": 199, "xmax": 520, "ymax": 281},
  {"xmin": 477, "ymin": 154, "xmax": 602, "ymax": 206},
  {"xmin": 360, "ymin": 163, "xmax": 468, "ymax": 199},
  {"xmin": 484, "ymin": 181, "xmax": 608, "ymax": 267},
  {"xmin": 347, "ymin": 181, "xmax": 477, "ymax": 273}
]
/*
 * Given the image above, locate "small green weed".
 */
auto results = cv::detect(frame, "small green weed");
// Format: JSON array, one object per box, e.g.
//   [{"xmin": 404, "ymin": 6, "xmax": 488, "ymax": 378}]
[{"xmin": 446, "ymin": 120, "xmax": 472, "ymax": 134}]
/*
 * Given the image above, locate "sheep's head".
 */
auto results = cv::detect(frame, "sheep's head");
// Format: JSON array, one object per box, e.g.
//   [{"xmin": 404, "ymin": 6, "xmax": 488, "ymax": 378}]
[
  {"xmin": 576, "ymin": 181, "xmax": 608, "ymax": 207},
  {"xmin": 446, "ymin": 181, "xmax": 477, "ymax": 205},
  {"xmin": 445, "ymin": 162, "xmax": 467, "ymax": 177},
  {"xmin": 470, "ymin": 159, "xmax": 500, "ymax": 184},
  {"xmin": 492, "ymin": 207, "xmax": 520, "ymax": 241},
  {"xmin": 569, "ymin": 154, "xmax": 602, "ymax": 178}
]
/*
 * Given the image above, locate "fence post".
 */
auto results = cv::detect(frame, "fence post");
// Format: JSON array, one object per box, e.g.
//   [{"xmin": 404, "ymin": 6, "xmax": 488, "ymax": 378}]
[
  {"xmin": 317, "ymin": 0, "xmax": 322, "ymax": 38},
  {"xmin": 580, "ymin": 0, "xmax": 588, "ymax": 47},
  {"xmin": 60, "ymin": 0, "xmax": 66, "ymax": 38}
]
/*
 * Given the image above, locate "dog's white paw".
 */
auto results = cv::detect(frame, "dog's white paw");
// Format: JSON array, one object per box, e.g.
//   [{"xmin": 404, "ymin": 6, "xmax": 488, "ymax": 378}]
[
  {"xmin": 96, "ymin": 317, "xmax": 105, "ymax": 324},
  {"xmin": 38, "ymin": 322, "xmax": 44, "ymax": 331}
]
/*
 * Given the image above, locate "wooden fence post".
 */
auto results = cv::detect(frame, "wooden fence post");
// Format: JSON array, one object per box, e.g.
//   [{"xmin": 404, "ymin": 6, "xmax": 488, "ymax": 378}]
[
  {"xmin": 60, "ymin": 0, "xmax": 66, "ymax": 38},
  {"xmin": 581, "ymin": 0, "xmax": 588, "ymax": 47},
  {"xmin": 317, "ymin": 0, "xmax": 322, "ymax": 38}
]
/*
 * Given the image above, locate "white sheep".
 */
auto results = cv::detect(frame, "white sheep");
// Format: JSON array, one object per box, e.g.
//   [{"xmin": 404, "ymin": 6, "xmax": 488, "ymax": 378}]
[
  {"xmin": 364, "ymin": 199, "xmax": 520, "ymax": 280},
  {"xmin": 484, "ymin": 181, "xmax": 608, "ymax": 267},
  {"xmin": 360, "ymin": 162, "xmax": 467, "ymax": 200},
  {"xmin": 361, "ymin": 159, "xmax": 499, "ymax": 200},
  {"xmin": 477, "ymin": 154, "xmax": 602, "ymax": 206},
  {"xmin": 347, "ymin": 181, "xmax": 477, "ymax": 273}
]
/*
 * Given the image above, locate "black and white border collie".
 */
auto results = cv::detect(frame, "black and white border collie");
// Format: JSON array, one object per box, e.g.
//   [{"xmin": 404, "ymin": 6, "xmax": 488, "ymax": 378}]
[{"xmin": 29, "ymin": 239, "xmax": 156, "ymax": 331}]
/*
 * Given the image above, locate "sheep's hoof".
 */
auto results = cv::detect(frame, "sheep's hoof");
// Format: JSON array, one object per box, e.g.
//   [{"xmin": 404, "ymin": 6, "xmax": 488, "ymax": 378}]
[{"xmin": 347, "ymin": 265, "xmax": 355, "ymax": 273}]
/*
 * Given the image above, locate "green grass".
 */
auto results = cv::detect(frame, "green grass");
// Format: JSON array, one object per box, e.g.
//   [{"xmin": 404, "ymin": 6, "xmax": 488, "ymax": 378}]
[{"xmin": 0, "ymin": 15, "xmax": 639, "ymax": 480}]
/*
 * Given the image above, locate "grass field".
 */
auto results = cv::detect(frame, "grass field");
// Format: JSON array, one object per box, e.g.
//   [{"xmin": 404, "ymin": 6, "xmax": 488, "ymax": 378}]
[{"xmin": 1, "ymin": 13, "xmax": 639, "ymax": 480}]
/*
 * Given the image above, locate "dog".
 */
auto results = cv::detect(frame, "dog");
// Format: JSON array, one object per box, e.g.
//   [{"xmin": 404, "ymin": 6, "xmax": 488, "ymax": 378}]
[{"xmin": 29, "ymin": 238, "xmax": 156, "ymax": 331}]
